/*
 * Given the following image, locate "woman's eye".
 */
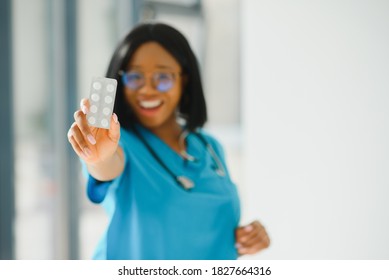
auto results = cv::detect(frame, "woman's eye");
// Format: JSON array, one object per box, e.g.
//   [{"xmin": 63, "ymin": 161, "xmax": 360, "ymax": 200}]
[
  {"xmin": 157, "ymin": 73, "xmax": 171, "ymax": 81},
  {"xmin": 128, "ymin": 73, "xmax": 142, "ymax": 81}
]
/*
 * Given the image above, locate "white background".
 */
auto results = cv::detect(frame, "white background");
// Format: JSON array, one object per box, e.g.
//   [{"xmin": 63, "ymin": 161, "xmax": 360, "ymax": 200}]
[{"xmin": 241, "ymin": 0, "xmax": 389, "ymax": 259}]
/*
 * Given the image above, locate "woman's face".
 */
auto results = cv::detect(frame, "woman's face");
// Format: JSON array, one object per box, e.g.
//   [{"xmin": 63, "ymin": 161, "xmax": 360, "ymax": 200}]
[{"xmin": 123, "ymin": 42, "xmax": 183, "ymax": 130}]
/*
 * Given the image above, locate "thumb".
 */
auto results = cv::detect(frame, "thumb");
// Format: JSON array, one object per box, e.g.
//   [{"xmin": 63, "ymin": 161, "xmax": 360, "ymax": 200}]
[{"xmin": 108, "ymin": 113, "xmax": 120, "ymax": 143}]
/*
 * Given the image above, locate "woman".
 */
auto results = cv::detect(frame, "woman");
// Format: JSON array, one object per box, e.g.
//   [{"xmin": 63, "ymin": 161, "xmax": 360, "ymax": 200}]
[{"xmin": 67, "ymin": 23, "xmax": 270, "ymax": 259}]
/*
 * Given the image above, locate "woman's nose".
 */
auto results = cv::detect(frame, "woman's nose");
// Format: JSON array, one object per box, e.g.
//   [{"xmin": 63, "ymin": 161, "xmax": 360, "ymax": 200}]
[
  {"xmin": 138, "ymin": 73, "xmax": 161, "ymax": 95},
  {"xmin": 137, "ymin": 80, "xmax": 158, "ymax": 96}
]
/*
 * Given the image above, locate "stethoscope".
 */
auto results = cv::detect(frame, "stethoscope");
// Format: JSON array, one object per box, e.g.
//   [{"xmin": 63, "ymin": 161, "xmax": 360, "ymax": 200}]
[{"xmin": 132, "ymin": 125, "xmax": 226, "ymax": 190}]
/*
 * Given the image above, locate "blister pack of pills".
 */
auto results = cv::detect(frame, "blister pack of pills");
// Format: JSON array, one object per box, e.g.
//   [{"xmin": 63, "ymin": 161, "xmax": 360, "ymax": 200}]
[{"xmin": 87, "ymin": 77, "xmax": 117, "ymax": 129}]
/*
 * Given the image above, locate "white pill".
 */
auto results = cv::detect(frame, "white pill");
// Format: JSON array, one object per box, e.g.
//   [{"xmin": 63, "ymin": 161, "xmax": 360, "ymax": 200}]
[
  {"xmin": 93, "ymin": 82, "xmax": 102, "ymax": 90},
  {"xmin": 106, "ymin": 84, "xmax": 115, "ymax": 92},
  {"xmin": 105, "ymin": 96, "xmax": 113, "ymax": 104},
  {"xmin": 90, "ymin": 105, "xmax": 98, "ymax": 113},
  {"xmin": 91, "ymin": 93, "xmax": 100, "ymax": 101},
  {"xmin": 101, "ymin": 119, "xmax": 109, "ymax": 127},
  {"xmin": 103, "ymin": 107, "xmax": 110, "ymax": 115},
  {"xmin": 88, "ymin": 116, "xmax": 96, "ymax": 124}
]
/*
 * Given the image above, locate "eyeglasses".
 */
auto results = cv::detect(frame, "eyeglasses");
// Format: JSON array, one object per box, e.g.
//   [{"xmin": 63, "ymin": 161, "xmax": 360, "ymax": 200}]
[{"xmin": 119, "ymin": 70, "xmax": 179, "ymax": 93}]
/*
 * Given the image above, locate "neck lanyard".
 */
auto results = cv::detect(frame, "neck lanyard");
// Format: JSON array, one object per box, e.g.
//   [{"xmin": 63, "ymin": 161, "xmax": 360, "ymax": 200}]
[{"xmin": 132, "ymin": 125, "xmax": 226, "ymax": 191}]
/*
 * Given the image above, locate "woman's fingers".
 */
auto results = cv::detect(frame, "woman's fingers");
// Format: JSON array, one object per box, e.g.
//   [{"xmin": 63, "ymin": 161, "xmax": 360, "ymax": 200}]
[
  {"xmin": 238, "ymin": 221, "xmax": 266, "ymax": 245},
  {"xmin": 73, "ymin": 109, "xmax": 96, "ymax": 145},
  {"xmin": 80, "ymin": 98, "xmax": 90, "ymax": 114},
  {"xmin": 237, "ymin": 232, "xmax": 270, "ymax": 254},
  {"xmin": 108, "ymin": 113, "xmax": 120, "ymax": 143},
  {"xmin": 68, "ymin": 122, "xmax": 93, "ymax": 159},
  {"xmin": 78, "ymin": 98, "xmax": 96, "ymax": 144},
  {"xmin": 68, "ymin": 123, "xmax": 87, "ymax": 159},
  {"xmin": 235, "ymin": 220, "xmax": 270, "ymax": 255}
]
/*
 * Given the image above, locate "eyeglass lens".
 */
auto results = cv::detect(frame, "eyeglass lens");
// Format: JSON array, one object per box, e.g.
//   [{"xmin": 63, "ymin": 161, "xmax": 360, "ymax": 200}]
[{"xmin": 122, "ymin": 71, "xmax": 174, "ymax": 92}]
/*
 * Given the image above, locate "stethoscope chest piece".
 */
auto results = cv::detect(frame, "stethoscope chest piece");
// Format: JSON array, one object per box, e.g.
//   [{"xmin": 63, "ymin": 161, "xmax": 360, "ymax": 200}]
[
  {"xmin": 215, "ymin": 168, "xmax": 226, "ymax": 177},
  {"xmin": 176, "ymin": 176, "xmax": 195, "ymax": 190}
]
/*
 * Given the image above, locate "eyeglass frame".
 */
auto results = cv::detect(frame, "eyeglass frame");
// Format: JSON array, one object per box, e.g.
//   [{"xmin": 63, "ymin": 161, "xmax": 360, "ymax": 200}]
[{"xmin": 118, "ymin": 70, "xmax": 182, "ymax": 93}]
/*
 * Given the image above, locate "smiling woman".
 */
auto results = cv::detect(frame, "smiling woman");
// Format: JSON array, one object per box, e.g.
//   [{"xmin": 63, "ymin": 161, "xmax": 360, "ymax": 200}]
[{"xmin": 67, "ymin": 22, "xmax": 270, "ymax": 260}]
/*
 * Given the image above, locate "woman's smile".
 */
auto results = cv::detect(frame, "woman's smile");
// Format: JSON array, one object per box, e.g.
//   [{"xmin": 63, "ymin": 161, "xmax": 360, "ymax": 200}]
[
  {"xmin": 136, "ymin": 99, "xmax": 164, "ymax": 117},
  {"xmin": 139, "ymin": 99, "xmax": 163, "ymax": 109}
]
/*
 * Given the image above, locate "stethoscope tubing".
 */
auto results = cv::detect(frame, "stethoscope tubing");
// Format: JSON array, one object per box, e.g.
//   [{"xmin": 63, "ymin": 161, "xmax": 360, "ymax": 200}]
[{"xmin": 132, "ymin": 125, "xmax": 226, "ymax": 190}]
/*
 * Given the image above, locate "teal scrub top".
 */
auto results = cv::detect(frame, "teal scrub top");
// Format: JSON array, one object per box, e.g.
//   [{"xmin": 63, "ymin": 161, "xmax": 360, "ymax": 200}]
[{"xmin": 86, "ymin": 125, "xmax": 241, "ymax": 260}]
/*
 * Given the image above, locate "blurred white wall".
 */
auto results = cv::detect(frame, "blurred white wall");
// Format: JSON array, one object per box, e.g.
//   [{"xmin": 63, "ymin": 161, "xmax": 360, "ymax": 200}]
[
  {"xmin": 202, "ymin": 0, "xmax": 240, "ymax": 125},
  {"xmin": 241, "ymin": 0, "xmax": 389, "ymax": 259}
]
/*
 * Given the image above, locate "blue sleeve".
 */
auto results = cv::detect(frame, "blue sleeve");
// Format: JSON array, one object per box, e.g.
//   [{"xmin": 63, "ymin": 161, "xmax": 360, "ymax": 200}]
[{"xmin": 87, "ymin": 176, "xmax": 113, "ymax": 204}]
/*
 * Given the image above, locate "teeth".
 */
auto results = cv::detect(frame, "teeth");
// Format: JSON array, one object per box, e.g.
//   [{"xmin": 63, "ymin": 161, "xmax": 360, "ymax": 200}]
[{"xmin": 139, "ymin": 100, "xmax": 162, "ymax": 109}]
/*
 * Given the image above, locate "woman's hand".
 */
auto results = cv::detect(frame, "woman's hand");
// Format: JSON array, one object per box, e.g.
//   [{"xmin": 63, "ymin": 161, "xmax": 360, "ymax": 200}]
[
  {"xmin": 235, "ymin": 220, "xmax": 270, "ymax": 256},
  {"xmin": 67, "ymin": 98, "xmax": 121, "ymax": 165}
]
